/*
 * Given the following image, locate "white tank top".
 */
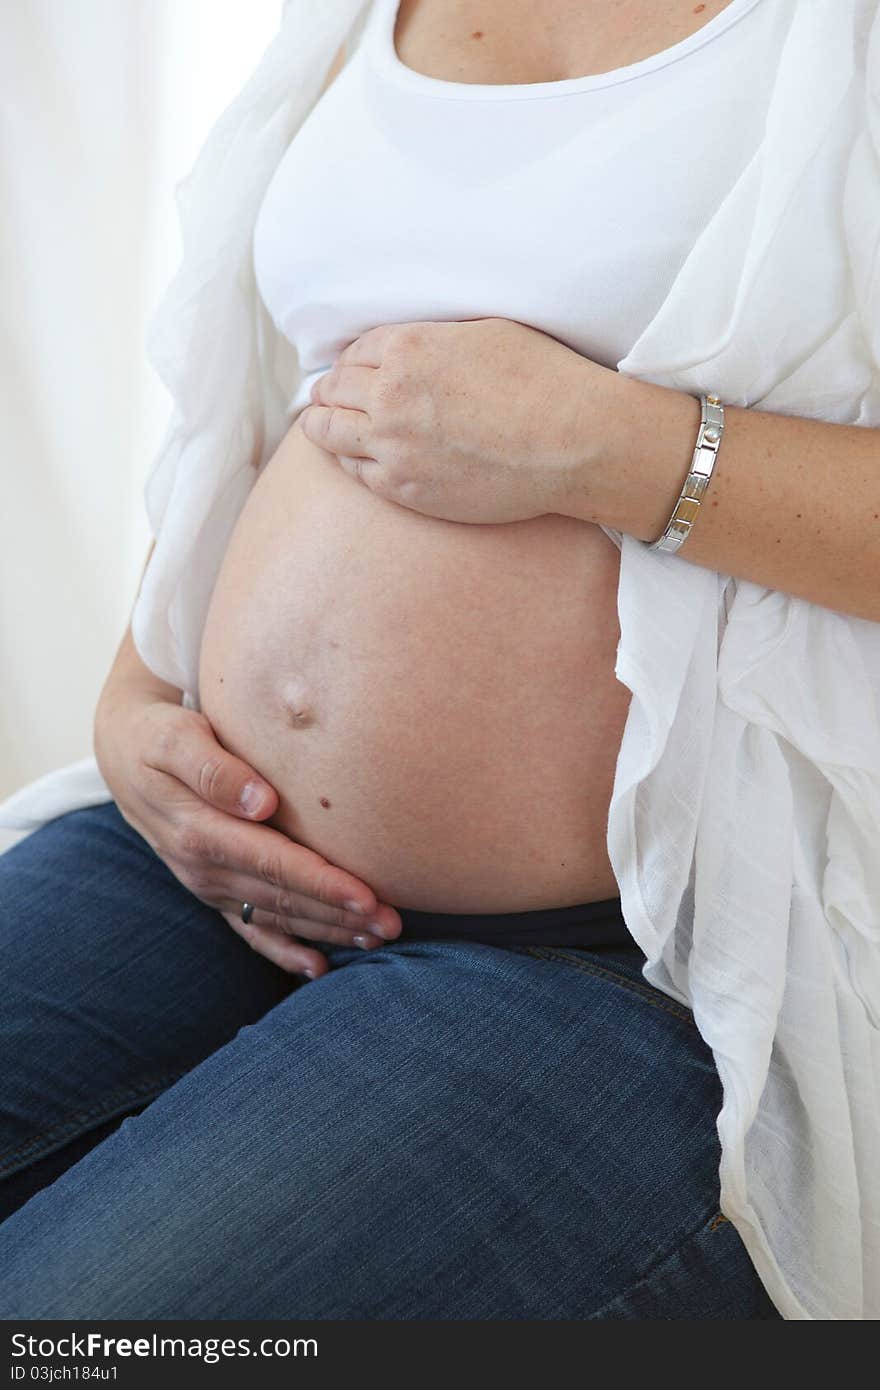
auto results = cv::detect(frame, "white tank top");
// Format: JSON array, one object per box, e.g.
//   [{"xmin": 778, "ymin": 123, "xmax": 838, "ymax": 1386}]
[{"xmin": 253, "ymin": 0, "xmax": 792, "ymax": 416}]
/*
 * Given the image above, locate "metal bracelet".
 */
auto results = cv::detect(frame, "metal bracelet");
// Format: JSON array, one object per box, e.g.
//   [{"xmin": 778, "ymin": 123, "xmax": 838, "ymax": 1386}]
[{"xmin": 647, "ymin": 392, "xmax": 725, "ymax": 554}]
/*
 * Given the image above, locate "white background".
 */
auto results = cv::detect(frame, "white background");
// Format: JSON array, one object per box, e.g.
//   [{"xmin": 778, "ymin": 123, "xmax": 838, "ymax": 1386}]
[{"xmin": 0, "ymin": 0, "xmax": 282, "ymax": 801}]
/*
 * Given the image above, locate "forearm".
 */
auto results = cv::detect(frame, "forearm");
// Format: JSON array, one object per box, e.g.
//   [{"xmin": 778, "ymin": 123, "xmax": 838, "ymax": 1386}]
[
  {"xmin": 98, "ymin": 540, "xmax": 183, "ymax": 711},
  {"xmin": 100, "ymin": 624, "xmax": 183, "ymax": 709},
  {"xmin": 560, "ymin": 370, "xmax": 880, "ymax": 624}
]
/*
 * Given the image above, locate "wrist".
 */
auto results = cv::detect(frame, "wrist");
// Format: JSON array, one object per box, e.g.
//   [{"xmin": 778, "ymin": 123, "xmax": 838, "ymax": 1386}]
[
  {"xmin": 557, "ymin": 367, "xmax": 702, "ymax": 542},
  {"xmin": 95, "ymin": 669, "xmax": 183, "ymax": 744},
  {"xmin": 104, "ymin": 626, "xmax": 183, "ymax": 706},
  {"xmin": 97, "ymin": 676, "xmax": 181, "ymax": 716},
  {"xmin": 94, "ymin": 678, "xmax": 179, "ymax": 757}
]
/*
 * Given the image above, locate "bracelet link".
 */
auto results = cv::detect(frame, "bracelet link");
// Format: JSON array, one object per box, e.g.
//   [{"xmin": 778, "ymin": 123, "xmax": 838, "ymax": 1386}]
[{"xmin": 672, "ymin": 495, "xmax": 702, "ymax": 527}]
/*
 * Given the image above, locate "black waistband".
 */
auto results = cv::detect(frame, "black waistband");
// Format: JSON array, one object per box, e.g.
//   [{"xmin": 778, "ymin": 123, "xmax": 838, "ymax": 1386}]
[{"xmin": 393, "ymin": 894, "xmax": 635, "ymax": 949}]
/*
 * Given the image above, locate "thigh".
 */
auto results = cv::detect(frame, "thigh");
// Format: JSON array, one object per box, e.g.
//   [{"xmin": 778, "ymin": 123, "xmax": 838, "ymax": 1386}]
[
  {"xmin": 0, "ymin": 937, "xmax": 779, "ymax": 1319},
  {"xmin": 0, "ymin": 800, "xmax": 293, "ymax": 1216}
]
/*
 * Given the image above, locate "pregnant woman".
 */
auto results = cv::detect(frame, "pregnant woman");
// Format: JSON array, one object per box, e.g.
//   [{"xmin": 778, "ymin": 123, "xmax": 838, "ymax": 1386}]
[{"xmin": 1, "ymin": 0, "xmax": 878, "ymax": 1320}]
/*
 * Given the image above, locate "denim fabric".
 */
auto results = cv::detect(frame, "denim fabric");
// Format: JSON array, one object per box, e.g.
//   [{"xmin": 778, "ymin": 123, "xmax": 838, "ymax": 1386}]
[{"xmin": 0, "ymin": 800, "xmax": 781, "ymax": 1319}]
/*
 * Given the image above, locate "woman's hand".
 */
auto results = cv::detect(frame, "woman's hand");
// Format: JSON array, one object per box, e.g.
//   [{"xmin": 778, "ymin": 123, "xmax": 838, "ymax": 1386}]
[
  {"xmin": 94, "ymin": 689, "xmax": 401, "ymax": 979},
  {"xmin": 298, "ymin": 317, "xmax": 615, "ymax": 524}
]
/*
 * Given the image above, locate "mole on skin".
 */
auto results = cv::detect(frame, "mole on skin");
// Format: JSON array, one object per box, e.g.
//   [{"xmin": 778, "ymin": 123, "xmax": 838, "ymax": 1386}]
[{"xmin": 319, "ymin": 797, "xmax": 332, "ymax": 809}]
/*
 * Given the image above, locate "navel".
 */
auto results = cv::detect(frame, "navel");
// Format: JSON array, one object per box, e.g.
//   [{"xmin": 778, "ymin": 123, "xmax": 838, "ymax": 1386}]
[{"xmin": 279, "ymin": 676, "xmax": 315, "ymax": 728}]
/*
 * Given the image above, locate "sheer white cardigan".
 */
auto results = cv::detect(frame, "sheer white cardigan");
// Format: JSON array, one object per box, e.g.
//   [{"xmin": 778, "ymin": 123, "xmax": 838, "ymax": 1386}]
[{"xmin": 2, "ymin": 0, "xmax": 879, "ymax": 1321}]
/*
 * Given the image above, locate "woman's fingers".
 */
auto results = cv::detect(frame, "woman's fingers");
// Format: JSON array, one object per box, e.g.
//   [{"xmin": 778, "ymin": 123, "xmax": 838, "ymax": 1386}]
[
  {"xmin": 217, "ymin": 874, "xmax": 401, "ymax": 947},
  {"xmin": 136, "ymin": 705, "xmax": 406, "ymax": 951},
  {"xmin": 221, "ymin": 911, "xmax": 329, "ymax": 978},
  {"xmin": 298, "ymin": 403, "xmax": 373, "ymax": 462},
  {"xmin": 209, "ymin": 807, "xmax": 381, "ymax": 918},
  {"xmin": 309, "ymin": 362, "xmax": 376, "ymax": 412},
  {"xmin": 143, "ymin": 767, "xmax": 384, "ymax": 919},
  {"xmin": 103, "ymin": 695, "xmax": 402, "ymax": 977},
  {"xmin": 142, "ymin": 705, "xmax": 279, "ymax": 822}
]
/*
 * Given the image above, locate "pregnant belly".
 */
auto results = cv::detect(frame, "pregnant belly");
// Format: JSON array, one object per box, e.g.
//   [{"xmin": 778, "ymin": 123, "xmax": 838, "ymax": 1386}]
[{"xmin": 197, "ymin": 417, "xmax": 632, "ymax": 912}]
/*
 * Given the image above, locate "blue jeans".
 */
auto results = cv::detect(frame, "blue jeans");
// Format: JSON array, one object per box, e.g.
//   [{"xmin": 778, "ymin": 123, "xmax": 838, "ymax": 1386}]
[{"xmin": 0, "ymin": 801, "xmax": 780, "ymax": 1319}]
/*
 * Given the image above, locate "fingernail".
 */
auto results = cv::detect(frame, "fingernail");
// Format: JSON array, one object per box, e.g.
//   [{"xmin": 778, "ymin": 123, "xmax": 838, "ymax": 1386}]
[
  {"xmin": 371, "ymin": 921, "xmax": 395, "ymax": 939},
  {"xmin": 303, "ymin": 968, "xmax": 316, "ymax": 979},
  {"xmin": 239, "ymin": 782, "xmax": 265, "ymax": 814},
  {"xmin": 353, "ymin": 935, "xmax": 370, "ymax": 949},
  {"xmin": 344, "ymin": 899, "xmax": 367, "ymax": 915}
]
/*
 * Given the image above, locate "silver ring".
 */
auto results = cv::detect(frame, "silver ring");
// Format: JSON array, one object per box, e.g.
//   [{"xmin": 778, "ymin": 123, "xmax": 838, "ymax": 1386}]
[{"xmin": 241, "ymin": 901, "xmax": 254, "ymax": 925}]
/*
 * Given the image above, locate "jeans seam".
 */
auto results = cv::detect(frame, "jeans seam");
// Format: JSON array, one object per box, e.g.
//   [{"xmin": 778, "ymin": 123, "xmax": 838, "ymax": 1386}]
[
  {"xmin": 0, "ymin": 1070, "xmax": 188, "ymax": 1178},
  {"xmin": 584, "ymin": 1204, "xmax": 723, "ymax": 1318},
  {"xmin": 519, "ymin": 945, "xmax": 697, "ymax": 1028}
]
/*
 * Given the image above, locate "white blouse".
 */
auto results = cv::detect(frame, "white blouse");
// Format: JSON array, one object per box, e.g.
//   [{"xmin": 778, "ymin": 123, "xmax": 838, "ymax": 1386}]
[
  {"xmin": 253, "ymin": 0, "xmax": 789, "ymax": 415},
  {"xmin": 1, "ymin": 0, "xmax": 878, "ymax": 1320}
]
